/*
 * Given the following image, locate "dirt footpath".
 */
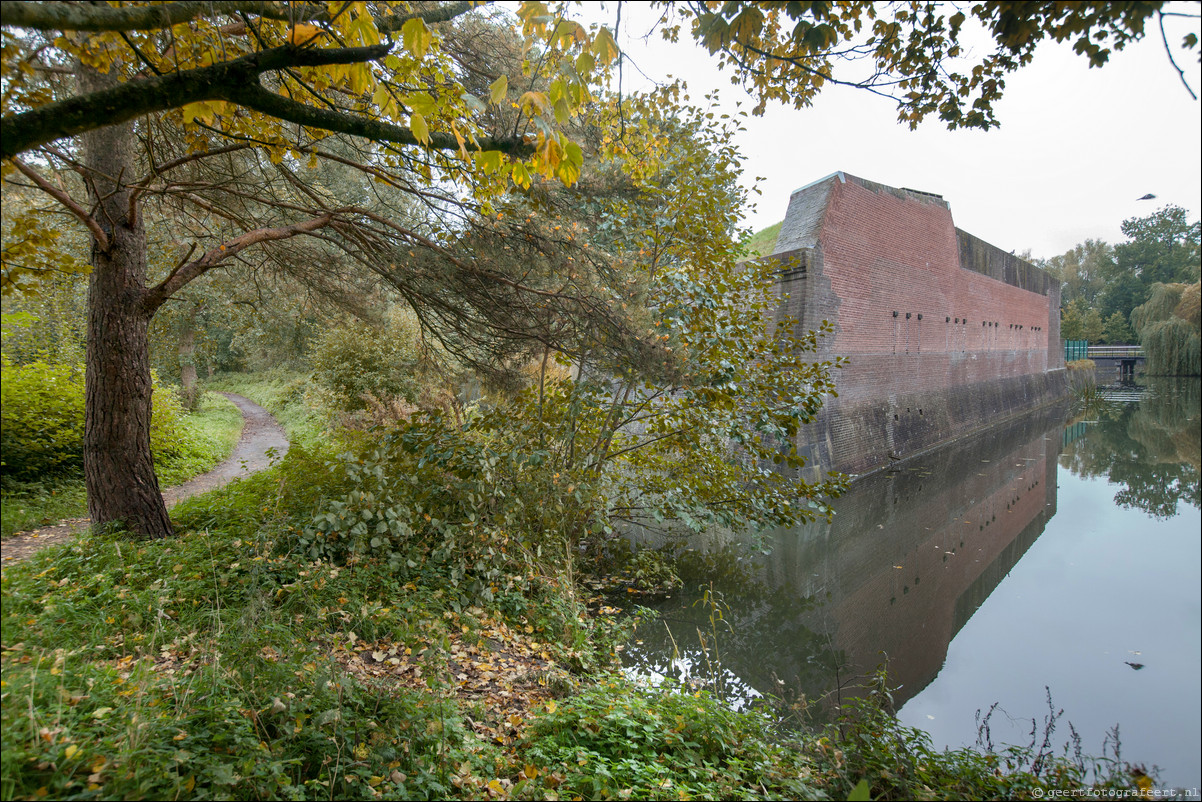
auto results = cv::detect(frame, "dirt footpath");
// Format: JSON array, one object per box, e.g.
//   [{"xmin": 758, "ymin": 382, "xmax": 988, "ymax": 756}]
[{"xmin": 1, "ymin": 393, "xmax": 288, "ymax": 571}]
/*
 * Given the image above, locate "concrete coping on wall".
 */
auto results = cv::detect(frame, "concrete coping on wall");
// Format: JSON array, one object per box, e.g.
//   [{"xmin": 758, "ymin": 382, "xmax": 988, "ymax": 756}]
[
  {"xmin": 759, "ymin": 248, "xmax": 808, "ymax": 278},
  {"xmin": 789, "ymin": 170, "xmax": 847, "ymax": 195}
]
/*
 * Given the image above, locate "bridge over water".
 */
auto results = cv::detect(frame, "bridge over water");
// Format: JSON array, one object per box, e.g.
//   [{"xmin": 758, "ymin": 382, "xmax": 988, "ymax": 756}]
[{"xmin": 1072, "ymin": 343, "xmax": 1144, "ymax": 384}]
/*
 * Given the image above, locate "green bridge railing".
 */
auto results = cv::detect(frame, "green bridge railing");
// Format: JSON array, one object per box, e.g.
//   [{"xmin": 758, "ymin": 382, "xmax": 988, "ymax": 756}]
[
  {"xmin": 1062, "ymin": 341, "xmax": 1145, "ymax": 361},
  {"xmin": 1064, "ymin": 340, "xmax": 1089, "ymax": 361}
]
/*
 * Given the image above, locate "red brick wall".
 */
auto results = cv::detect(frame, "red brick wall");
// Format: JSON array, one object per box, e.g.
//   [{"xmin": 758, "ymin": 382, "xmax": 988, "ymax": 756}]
[
  {"xmin": 817, "ymin": 178, "xmax": 1052, "ymax": 386},
  {"xmin": 770, "ymin": 174, "xmax": 1068, "ymax": 478}
]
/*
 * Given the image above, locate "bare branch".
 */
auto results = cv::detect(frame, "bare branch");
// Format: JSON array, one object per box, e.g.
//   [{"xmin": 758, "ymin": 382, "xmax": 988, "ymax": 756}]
[
  {"xmin": 138, "ymin": 143, "xmax": 255, "ymax": 185},
  {"xmin": 143, "ymin": 214, "xmax": 333, "ymax": 310},
  {"xmin": 10, "ymin": 157, "xmax": 110, "ymax": 250},
  {"xmin": 1158, "ymin": 9, "xmax": 1199, "ymax": 101},
  {"xmin": 0, "ymin": 1, "xmax": 479, "ymax": 33}
]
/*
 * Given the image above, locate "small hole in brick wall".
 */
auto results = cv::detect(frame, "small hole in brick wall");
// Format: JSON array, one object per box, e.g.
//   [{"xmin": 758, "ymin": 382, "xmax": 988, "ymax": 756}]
[
  {"xmin": 905, "ymin": 312, "xmax": 911, "ymax": 319},
  {"xmin": 917, "ymin": 313, "xmax": 922, "ymax": 320},
  {"xmin": 946, "ymin": 316, "xmax": 951, "ymax": 323},
  {"xmin": 893, "ymin": 310, "xmax": 898, "ymax": 317}
]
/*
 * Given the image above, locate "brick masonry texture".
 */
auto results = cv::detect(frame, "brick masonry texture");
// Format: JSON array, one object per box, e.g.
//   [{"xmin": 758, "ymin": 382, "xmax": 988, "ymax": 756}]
[{"xmin": 769, "ymin": 172, "xmax": 1068, "ymax": 478}]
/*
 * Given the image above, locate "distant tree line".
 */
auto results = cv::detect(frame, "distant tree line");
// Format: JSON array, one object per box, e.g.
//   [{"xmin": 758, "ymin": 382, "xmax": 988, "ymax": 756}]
[{"xmin": 1041, "ymin": 205, "xmax": 1200, "ymax": 375}]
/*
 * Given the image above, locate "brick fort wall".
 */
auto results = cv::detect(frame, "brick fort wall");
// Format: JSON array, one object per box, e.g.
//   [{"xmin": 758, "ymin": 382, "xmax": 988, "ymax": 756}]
[{"xmin": 769, "ymin": 172, "xmax": 1068, "ymax": 478}]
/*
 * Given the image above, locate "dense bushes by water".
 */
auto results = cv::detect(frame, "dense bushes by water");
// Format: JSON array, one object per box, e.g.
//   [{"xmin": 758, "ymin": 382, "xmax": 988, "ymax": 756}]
[{"xmin": 308, "ymin": 310, "xmax": 423, "ymax": 412}]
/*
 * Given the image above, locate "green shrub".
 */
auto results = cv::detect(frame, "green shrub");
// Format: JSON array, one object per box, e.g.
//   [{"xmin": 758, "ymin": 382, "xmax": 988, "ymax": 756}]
[
  {"xmin": 1, "ymin": 355, "xmax": 216, "ymax": 481},
  {"xmin": 0, "ymin": 355, "xmax": 85, "ymax": 478},
  {"xmin": 297, "ymin": 432, "xmax": 542, "ymax": 609},
  {"xmin": 148, "ymin": 382, "xmax": 190, "ymax": 461},
  {"xmin": 516, "ymin": 680, "xmax": 821, "ymax": 800},
  {"xmin": 309, "ymin": 310, "xmax": 422, "ymax": 412}
]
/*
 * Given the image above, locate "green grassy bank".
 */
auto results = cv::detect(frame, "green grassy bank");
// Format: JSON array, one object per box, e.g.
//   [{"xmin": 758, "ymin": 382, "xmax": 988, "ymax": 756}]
[{"xmin": 0, "ymin": 375, "xmax": 1167, "ymax": 801}]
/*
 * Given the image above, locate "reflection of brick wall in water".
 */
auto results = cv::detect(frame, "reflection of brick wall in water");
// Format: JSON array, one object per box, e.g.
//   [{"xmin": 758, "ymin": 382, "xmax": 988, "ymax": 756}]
[
  {"xmin": 769, "ymin": 173, "xmax": 1067, "ymax": 478},
  {"xmin": 827, "ymin": 431, "xmax": 1054, "ymax": 707},
  {"xmin": 752, "ymin": 404, "xmax": 1065, "ymax": 709}
]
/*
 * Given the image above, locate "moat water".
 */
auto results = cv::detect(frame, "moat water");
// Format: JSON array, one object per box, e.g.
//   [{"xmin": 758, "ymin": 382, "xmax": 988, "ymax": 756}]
[{"xmin": 619, "ymin": 377, "xmax": 1200, "ymax": 793}]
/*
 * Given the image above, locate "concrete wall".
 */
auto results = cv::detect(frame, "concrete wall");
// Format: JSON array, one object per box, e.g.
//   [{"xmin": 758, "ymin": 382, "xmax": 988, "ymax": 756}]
[{"xmin": 769, "ymin": 172, "xmax": 1068, "ymax": 478}]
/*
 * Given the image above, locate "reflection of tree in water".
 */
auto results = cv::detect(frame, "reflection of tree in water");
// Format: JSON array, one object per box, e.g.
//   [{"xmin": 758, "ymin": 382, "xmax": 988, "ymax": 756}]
[
  {"xmin": 619, "ymin": 546, "xmax": 846, "ymax": 714},
  {"xmin": 1060, "ymin": 378, "xmax": 1200, "ymax": 518}
]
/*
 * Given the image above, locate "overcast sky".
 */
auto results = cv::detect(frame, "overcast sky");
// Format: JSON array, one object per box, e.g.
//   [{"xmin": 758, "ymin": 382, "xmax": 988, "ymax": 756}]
[{"xmin": 592, "ymin": 2, "xmax": 1202, "ymax": 259}]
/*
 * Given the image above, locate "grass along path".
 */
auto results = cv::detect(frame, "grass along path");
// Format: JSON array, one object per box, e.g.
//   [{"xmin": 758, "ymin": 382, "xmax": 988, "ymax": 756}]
[
  {"xmin": 1, "ymin": 390, "xmax": 246, "ymax": 539},
  {"xmin": 0, "ymin": 393, "xmax": 286, "ymax": 570}
]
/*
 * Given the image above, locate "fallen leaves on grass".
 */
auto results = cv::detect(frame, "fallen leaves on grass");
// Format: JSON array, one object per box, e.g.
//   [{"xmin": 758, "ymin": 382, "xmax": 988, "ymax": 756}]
[{"xmin": 332, "ymin": 612, "xmax": 572, "ymax": 746}]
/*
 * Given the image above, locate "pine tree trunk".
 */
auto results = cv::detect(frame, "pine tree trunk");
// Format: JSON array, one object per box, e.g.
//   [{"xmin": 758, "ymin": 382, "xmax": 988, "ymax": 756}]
[
  {"xmin": 79, "ymin": 63, "xmax": 173, "ymax": 539},
  {"xmin": 180, "ymin": 303, "xmax": 199, "ymax": 407}
]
